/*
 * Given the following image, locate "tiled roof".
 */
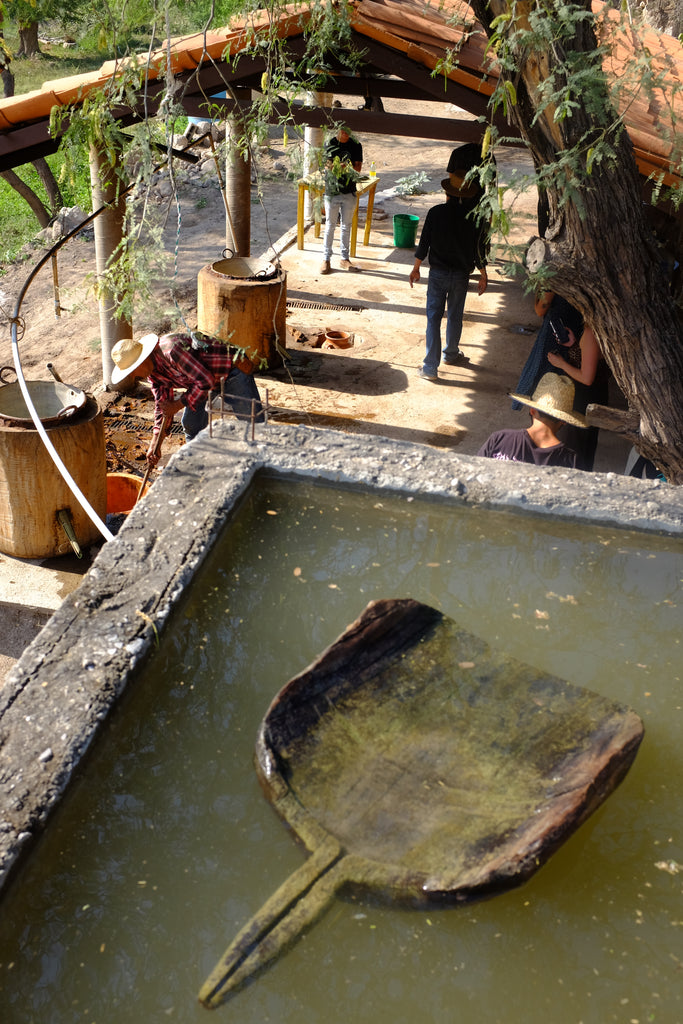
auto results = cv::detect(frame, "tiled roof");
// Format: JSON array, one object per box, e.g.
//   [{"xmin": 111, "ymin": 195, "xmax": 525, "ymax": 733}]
[{"xmin": 0, "ymin": 0, "xmax": 680, "ymax": 186}]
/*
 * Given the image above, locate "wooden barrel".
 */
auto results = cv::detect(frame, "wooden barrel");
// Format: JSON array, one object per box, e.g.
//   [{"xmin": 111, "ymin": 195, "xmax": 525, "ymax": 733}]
[
  {"xmin": 0, "ymin": 396, "xmax": 106, "ymax": 558},
  {"xmin": 196, "ymin": 258, "xmax": 287, "ymax": 369}
]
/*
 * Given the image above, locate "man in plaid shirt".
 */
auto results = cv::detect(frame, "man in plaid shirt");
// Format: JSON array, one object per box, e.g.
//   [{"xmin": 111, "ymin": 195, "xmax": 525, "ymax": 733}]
[{"xmin": 111, "ymin": 330, "xmax": 264, "ymax": 466}]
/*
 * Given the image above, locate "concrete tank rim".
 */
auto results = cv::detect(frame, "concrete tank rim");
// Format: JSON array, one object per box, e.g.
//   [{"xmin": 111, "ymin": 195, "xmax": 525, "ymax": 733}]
[{"xmin": 0, "ymin": 422, "xmax": 681, "ymax": 899}]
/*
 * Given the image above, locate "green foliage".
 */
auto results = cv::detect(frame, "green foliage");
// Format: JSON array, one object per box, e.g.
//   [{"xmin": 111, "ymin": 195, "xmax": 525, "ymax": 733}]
[
  {"xmin": 304, "ymin": 0, "xmax": 364, "ymax": 79},
  {"xmin": 3, "ymin": 0, "xmax": 244, "ymax": 79},
  {"xmin": 488, "ymin": 0, "xmax": 613, "ymax": 133},
  {"xmin": 1, "ymin": 0, "xmax": 242, "ymax": 280},
  {"xmin": 0, "ymin": 177, "xmax": 46, "ymax": 264},
  {"xmin": 54, "ymin": 0, "xmax": 372, "ymax": 322},
  {"xmin": 3, "ymin": 26, "xmax": 104, "ymax": 96},
  {"xmin": 49, "ymin": 64, "xmax": 151, "ymax": 212},
  {"xmin": 395, "ymin": 171, "xmax": 429, "ymax": 197},
  {"xmin": 0, "ymin": 153, "xmax": 91, "ymax": 264},
  {"xmin": 5, "ymin": 0, "xmax": 80, "ymax": 31},
  {"xmin": 447, "ymin": 0, "xmax": 682, "ymax": 288},
  {"xmin": 92, "ymin": 219, "xmax": 172, "ymax": 323}
]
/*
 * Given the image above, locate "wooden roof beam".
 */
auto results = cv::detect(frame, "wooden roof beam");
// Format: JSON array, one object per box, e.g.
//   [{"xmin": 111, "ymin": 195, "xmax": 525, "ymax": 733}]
[{"xmin": 209, "ymin": 95, "xmax": 510, "ymax": 144}]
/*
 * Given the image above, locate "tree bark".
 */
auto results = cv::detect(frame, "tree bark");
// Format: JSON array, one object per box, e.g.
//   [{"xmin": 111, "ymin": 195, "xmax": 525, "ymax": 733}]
[
  {"xmin": 1, "ymin": 66, "xmax": 14, "ymax": 97},
  {"xmin": 0, "ymin": 6, "xmax": 13, "ymax": 97},
  {"xmin": 0, "ymin": 158, "xmax": 64, "ymax": 230},
  {"xmin": 0, "ymin": 169, "xmax": 50, "ymax": 227},
  {"xmin": 469, "ymin": 0, "xmax": 683, "ymax": 482},
  {"xmin": 33, "ymin": 157, "xmax": 64, "ymax": 217},
  {"xmin": 16, "ymin": 22, "xmax": 40, "ymax": 58}
]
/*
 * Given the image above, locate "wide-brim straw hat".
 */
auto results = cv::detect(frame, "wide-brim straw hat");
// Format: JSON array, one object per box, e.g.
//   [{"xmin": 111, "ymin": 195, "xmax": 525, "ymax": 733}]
[
  {"xmin": 111, "ymin": 334, "xmax": 159, "ymax": 385},
  {"xmin": 509, "ymin": 372, "xmax": 588, "ymax": 429}
]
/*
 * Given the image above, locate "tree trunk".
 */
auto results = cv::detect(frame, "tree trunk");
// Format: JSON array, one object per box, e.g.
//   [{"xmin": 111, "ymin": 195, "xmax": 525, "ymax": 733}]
[
  {"xmin": 17, "ymin": 22, "xmax": 40, "ymax": 58},
  {"xmin": 0, "ymin": 169, "xmax": 50, "ymax": 228},
  {"xmin": 469, "ymin": 0, "xmax": 683, "ymax": 482},
  {"xmin": 1, "ymin": 66, "xmax": 14, "ymax": 97},
  {"xmin": 33, "ymin": 158, "xmax": 64, "ymax": 217},
  {"xmin": 0, "ymin": 7, "xmax": 13, "ymax": 97}
]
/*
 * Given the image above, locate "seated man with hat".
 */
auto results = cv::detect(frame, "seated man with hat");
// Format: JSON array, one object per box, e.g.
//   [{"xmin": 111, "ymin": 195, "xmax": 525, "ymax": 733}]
[
  {"xmin": 477, "ymin": 373, "xmax": 586, "ymax": 469},
  {"xmin": 408, "ymin": 142, "xmax": 490, "ymax": 381},
  {"xmin": 110, "ymin": 330, "xmax": 264, "ymax": 467}
]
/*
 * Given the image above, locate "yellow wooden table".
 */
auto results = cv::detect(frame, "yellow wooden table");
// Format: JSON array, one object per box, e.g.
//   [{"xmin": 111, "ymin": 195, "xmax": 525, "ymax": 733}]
[{"xmin": 296, "ymin": 177, "xmax": 379, "ymax": 256}]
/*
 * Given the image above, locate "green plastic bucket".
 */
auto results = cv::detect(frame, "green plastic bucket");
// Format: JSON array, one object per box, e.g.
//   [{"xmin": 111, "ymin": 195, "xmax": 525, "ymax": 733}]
[{"xmin": 393, "ymin": 213, "xmax": 420, "ymax": 248}]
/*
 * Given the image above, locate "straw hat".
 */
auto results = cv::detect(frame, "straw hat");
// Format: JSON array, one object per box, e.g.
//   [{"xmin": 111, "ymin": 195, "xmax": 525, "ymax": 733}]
[
  {"xmin": 111, "ymin": 334, "xmax": 159, "ymax": 385},
  {"xmin": 509, "ymin": 373, "xmax": 588, "ymax": 429},
  {"xmin": 441, "ymin": 176, "xmax": 480, "ymax": 199}
]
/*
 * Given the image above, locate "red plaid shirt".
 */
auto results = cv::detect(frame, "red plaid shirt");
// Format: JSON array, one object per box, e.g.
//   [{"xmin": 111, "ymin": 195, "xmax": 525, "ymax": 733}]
[{"xmin": 149, "ymin": 332, "xmax": 232, "ymax": 432}]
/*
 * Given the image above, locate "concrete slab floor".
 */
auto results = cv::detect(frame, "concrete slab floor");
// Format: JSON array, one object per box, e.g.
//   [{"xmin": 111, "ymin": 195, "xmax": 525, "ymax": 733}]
[
  {"xmin": 261, "ymin": 194, "xmax": 633, "ymax": 476},
  {"xmin": 0, "ymin": 549, "xmax": 100, "ymax": 682}
]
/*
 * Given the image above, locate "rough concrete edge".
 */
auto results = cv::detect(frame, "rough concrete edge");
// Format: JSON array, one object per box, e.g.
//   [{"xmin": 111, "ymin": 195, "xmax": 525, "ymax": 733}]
[{"xmin": 0, "ymin": 421, "xmax": 681, "ymax": 896}]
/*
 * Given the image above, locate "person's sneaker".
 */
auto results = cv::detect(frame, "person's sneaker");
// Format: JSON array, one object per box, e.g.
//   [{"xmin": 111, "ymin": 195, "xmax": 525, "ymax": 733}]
[
  {"xmin": 340, "ymin": 259, "xmax": 360, "ymax": 272},
  {"xmin": 320, "ymin": 260, "xmax": 331, "ymax": 275},
  {"xmin": 443, "ymin": 351, "xmax": 470, "ymax": 366},
  {"xmin": 418, "ymin": 367, "xmax": 438, "ymax": 381}
]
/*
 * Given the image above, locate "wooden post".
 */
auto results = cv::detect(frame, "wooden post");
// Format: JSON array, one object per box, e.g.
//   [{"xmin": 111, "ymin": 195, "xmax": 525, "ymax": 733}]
[
  {"xmin": 303, "ymin": 93, "xmax": 332, "ymax": 213},
  {"xmin": 303, "ymin": 100, "xmax": 327, "ymax": 221},
  {"xmin": 225, "ymin": 115, "xmax": 251, "ymax": 256},
  {"xmin": 88, "ymin": 142, "xmax": 132, "ymax": 389}
]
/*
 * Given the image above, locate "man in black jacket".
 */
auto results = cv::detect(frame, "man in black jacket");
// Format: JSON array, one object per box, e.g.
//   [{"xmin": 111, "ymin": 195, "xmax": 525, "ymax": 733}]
[{"xmin": 409, "ymin": 144, "xmax": 490, "ymax": 381}]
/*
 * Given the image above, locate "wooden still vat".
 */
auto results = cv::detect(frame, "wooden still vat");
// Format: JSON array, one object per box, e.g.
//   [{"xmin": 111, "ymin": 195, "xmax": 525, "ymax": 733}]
[
  {"xmin": 0, "ymin": 396, "xmax": 106, "ymax": 557},
  {"xmin": 197, "ymin": 257, "xmax": 287, "ymax": 369}
]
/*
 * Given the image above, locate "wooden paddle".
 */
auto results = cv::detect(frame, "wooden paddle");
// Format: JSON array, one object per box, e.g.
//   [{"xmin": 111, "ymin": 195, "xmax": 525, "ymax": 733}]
[
  {"xmin": 199, "ymin": 598, "xmax": 644, "ymax": 1008},
  {"xmin": 135, "ymin": 415, "xmax": 170, "ymax": 506}
]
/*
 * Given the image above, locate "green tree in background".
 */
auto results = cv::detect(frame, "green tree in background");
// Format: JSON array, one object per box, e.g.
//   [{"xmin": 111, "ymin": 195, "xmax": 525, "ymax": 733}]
[{"xmin": 466, "ymin": 0, "xmax": 682, "ymax": 480}]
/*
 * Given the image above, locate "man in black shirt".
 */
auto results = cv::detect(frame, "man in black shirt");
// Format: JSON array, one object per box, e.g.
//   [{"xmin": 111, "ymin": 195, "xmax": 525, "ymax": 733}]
[
  {"xmin": 321, "ymin": 127, "xmax": 363, "ymax": 275},
  {"xmin": 409, "ymin": 145, "xmax": 489, "ymax": 380}
]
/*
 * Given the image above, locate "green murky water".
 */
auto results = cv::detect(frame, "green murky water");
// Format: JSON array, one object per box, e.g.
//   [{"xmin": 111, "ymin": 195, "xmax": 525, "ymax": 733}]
[{"xmin": 0, "ymin": 478, "xmax": 681, "ymax": 1023}]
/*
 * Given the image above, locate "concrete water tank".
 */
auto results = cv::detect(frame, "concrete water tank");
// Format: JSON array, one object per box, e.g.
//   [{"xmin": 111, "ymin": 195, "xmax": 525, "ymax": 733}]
[{"xmin": 196, "ymin": 256, "xmax": 287, "ymax": 369}]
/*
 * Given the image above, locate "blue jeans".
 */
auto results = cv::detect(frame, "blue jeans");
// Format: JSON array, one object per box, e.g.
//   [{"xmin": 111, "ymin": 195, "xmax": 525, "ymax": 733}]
[
  {"xmin": 323, "ymin": 192, "xmax": 356, "ymax": 261},
  {"xmin": 423, "ymin": 266, "xmax": 469, "ymax": 374},
  {"xmin": 181, "ymin": 367, "xmax": 264, "ymax": 441}
]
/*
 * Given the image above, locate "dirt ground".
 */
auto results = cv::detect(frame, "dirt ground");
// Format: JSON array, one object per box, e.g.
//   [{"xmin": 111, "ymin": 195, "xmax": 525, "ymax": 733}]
[{"xmin": 0, "ymin": 97, "xmax": 631, "ymax": 488}]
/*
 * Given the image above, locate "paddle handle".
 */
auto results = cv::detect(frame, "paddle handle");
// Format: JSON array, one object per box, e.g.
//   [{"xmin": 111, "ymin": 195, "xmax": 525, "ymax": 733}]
[
  {"xmin": 199, "ymin": 837, "xmax": 346, "ymax": 1008},
  {"xmin": 134, "ymin": 416, "xmax": 170, "ymax": 506}
]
